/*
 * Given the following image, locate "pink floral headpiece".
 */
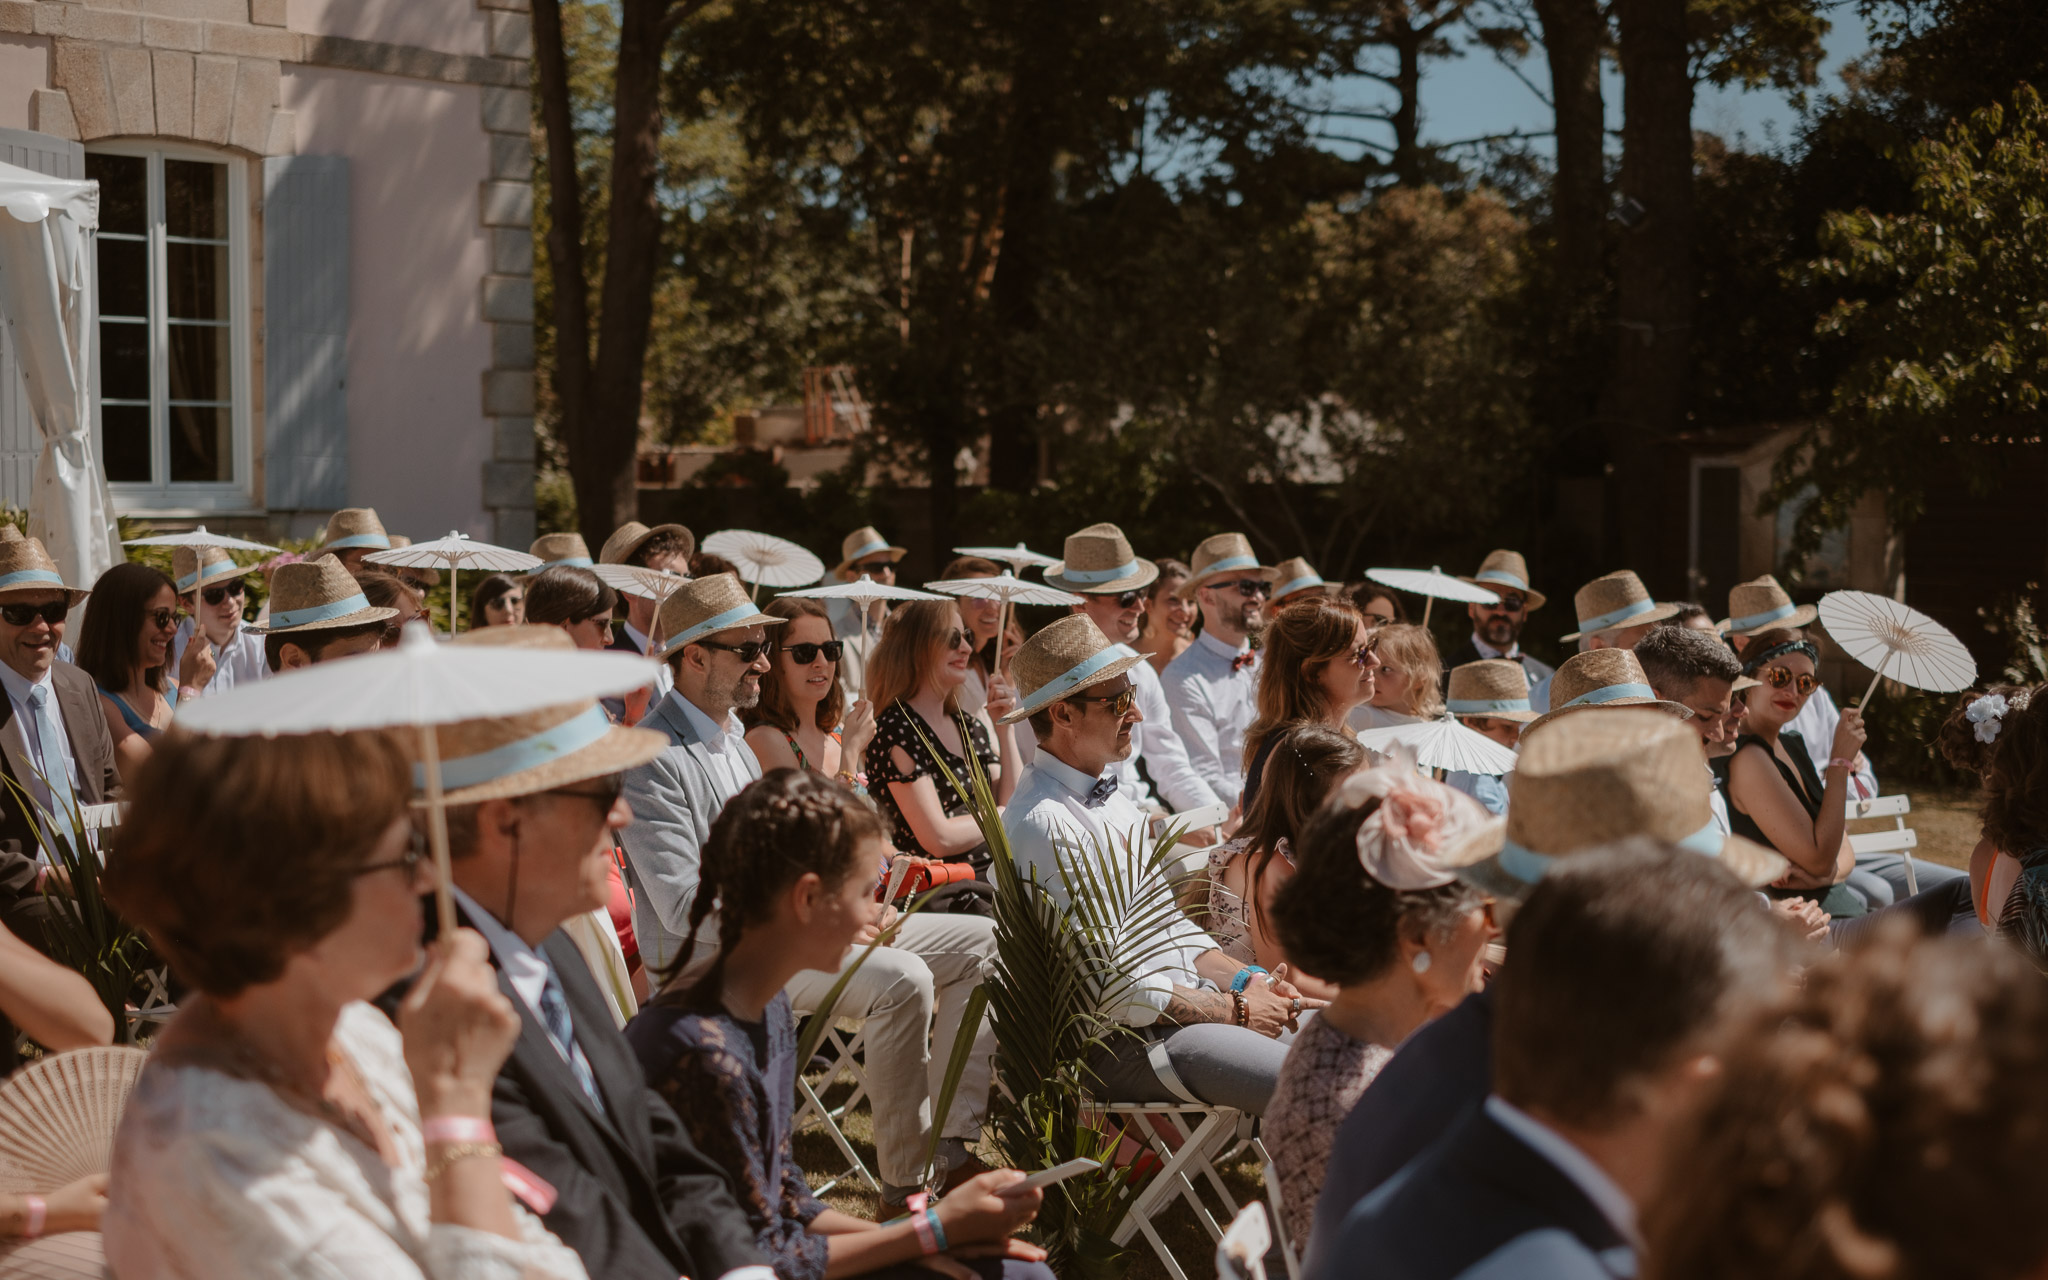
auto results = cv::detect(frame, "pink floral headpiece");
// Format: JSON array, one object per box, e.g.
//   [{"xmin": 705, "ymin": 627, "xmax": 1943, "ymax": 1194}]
[{"xmin": 1335, "ymin": 754, "xmax": 1498, "ymax": 891}]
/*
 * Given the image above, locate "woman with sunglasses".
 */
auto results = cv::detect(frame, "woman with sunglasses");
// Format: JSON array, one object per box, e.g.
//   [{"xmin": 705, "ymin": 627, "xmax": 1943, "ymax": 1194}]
[
  {"xmin": 1239, "ymin": 596, "xmax": 1377, "ymax": 812},
  {"xmin": 1720, "ymin": 628, "xmax": 1867, "ymax": 916},
  {"xmin": 744, "ymin": 598, "xmax": 876, "ymax": 784},
  {"xmin": 936, "ymin": 556, "xmax": 1014, "ymax": 756},
  {"xmin": 77, "ymin": 563, "xmax": 190, "ymax": 777},
  {"xmin": 468, "ymin": 574, "xmax": 525, "ymax": 630}
]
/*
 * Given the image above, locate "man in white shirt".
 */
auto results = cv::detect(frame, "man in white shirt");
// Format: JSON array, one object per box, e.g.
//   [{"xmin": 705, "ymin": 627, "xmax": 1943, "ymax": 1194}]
[
  {"xmin": 1161, "ymin": 532, "xmax": 1279, "ymax": 809},
  {"xmin": 825, "ymin": 525, "xmax": 904, "ymax": 698},
  {"xmin": 1448, "ymin": 549, "xmax": 1556, "ymax": 691},
  {"xmin": 168, "ymin": 546, "xmax": 267, "ymax": 699},
  {"xmin": 1001, "ymin": 615, "xmax": 1307, "ymax": 1115},
  {"xmin": 599, "ymin": 521, "xmax": 694, "ymax": 705},
  {"xmin": 1632, "ymin": 625, "xmax": 1744, "ymax": 835}
]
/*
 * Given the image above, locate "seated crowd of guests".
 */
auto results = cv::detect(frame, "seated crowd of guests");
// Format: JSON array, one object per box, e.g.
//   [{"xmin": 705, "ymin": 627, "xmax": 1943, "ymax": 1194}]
[{"xmin": 0, "ymin": 507, "xmax": 2038, "ymax": 1280}]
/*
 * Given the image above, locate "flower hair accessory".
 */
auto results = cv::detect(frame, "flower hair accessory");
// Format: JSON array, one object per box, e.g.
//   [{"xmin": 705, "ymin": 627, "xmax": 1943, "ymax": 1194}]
[
  {"xmin": 1334, "ymin": 753, "xmax": 1499, "ymax": 891},
  {"xmin": 1966, "ymin": 690, "xmax": 2033, "ymax": 744}
]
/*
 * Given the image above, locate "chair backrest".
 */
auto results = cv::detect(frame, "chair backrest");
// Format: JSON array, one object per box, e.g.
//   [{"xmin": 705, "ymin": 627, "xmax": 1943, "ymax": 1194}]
[{"xmin": 1846, "ymin": 793, "xmax": 1918, "ymax": 858}]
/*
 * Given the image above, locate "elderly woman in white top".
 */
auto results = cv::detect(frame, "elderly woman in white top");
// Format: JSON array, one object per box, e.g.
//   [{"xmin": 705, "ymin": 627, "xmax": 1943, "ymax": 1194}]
[{"xmin": 102, "ymin": 728, "xmax": 585, "ymax": 1280}]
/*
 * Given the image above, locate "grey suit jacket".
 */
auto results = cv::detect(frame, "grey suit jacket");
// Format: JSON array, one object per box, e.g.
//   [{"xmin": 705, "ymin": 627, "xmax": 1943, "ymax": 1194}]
[{"xmin": 619, "ymin": 693, "xmax": 763, "ymax": 974}]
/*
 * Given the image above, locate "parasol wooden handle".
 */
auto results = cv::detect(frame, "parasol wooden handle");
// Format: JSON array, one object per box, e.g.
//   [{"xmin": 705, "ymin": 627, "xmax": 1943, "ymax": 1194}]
[
  {"xmin": 1857, "ymin": 652, "xmax": 1890, "ymax": 711},
  {"xmin": 418, "ymin": 723, "xmax": 458, "ymax": 937}
]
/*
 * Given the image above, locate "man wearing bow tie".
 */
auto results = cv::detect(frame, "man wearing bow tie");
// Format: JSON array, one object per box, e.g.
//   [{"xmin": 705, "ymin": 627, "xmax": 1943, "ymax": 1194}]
[{"xmin": 1161, "ymin": 533, "xmax": 1280, "ymax": 808}]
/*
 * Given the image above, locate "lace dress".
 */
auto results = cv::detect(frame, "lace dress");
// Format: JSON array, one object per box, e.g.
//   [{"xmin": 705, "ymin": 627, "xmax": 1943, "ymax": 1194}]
[
  {"xmin": 104, "ymin": 1002, "xmax": 586, "ymax": 1280},
  {"xmin": 1205, "ymin": 837, "xmax": 1295, "ymax": 966}
]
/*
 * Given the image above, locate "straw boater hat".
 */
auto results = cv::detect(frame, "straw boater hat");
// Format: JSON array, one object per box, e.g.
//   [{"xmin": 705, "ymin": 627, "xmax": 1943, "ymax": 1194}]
[
  {"xmin": 0, "ymin": 537, "xmax": 88, "ymax": 602},
  {"xmin": 1270, "ymin": 557, "xmax": 1338, "ymax": 604},
  {"xmin": 316, "ymin": 508, "xmax": 391, "ymax": 555},
  {"xmin": 1450, "ymin": 708, "xmax": 1787, "ymax": 902},
  {"xmin": 995, "ymin": 614, "xmax": 1147, "ymax": 724},
  {"xmin": 1175, "ymin": 532, "xmax": 1280, "ymax": 600},
  {"xmin": 243, "ymin": 555, "xmax": 398, "ymax": 634},
  {"xmin": 599, "ymin": 521, "xmax": 695, "ymax": 567},
  {"xmin": 1446, "ymin": 659, "xmax": 1539, "ymax": 724},
  {"xmin": 531, "ymin": 532, "xmax": 594, "ymax": 570},
  {"xmin": 1458, "ymin": 549, "xmax": 1547, "ymax": 612},
  {"xmin": 1042, "ymin": 523, "xmax": 1158, "ymax": 595},
  {"xmin": 1717, "ymin": 574, "xmax": 1819, "ymax": 637},
  {"xmin": 651, "ymin": 572, "xmax": 784, "ymax": 660},
  {"xmin": 832, "ymin": 526, "xmax": 907, "ymax": 578},
  {"xmin": 423, "ymin": 627, "xmax": 667, "ymax": 805},
  {"xmin": 1558, "ymin": 569, "xmax": 1681, "ymax": 641},
  {"xmin": 1525, "ymin": 648, "xmax": 1693, "ymax": 734},
  {"xmin": 172, "ymin": 546, "xmax": 260, "ymax": 595}
]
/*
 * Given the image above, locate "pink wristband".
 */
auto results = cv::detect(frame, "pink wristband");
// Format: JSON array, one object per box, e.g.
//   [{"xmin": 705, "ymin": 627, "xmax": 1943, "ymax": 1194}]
[
  {"xmin": 907, "ymin": 1205, "xmax": 938, "ymax": 1255},
  {"xmin": 422, "ymin": 1115, "xmax": 496, "ymax": 1145},
  {"xmin": 21, "ymin": 1194, "xmax": 43, "ymax": 1239}
]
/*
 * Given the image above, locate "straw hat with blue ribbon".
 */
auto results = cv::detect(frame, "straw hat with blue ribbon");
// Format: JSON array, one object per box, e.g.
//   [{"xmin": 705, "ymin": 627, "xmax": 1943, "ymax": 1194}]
[
  {"xmin": 1457, "ymin": 549, "xmax": 1547, "ymax": 612},
  {"xmin": 996, "ymin": 614, "xmax": 1147, "ymax": 725},
  {"xmin": 1447, "ymin": 659, "xmax": 1539, "ymax": 724},
  {"xmin": 0, "ymin": 537, "xmax": 88, "ymax": 603},
  {"xmin": 1525, "ymin": 648, "xmax": 1692, "ymax": 734},
  {"xmin": 1450, "ymin": 708, "xmax": 1786, "ymax": 903},
  {"xmin": 1717, "ymin": 574, "xmax": 1819, "ymax": 638},
  {"xmin": 316, "ymin": 508, "xmax": 391, "ymax": 555},
  {"xmin": 423, "ymin": 627, "xmax": 667, "ymax": 805},
  {"xmin": 1270, "ymin": 556, "xmax": 1338, "ymax": 606},
  {"xmin": 530, "ymin": 532, "xmax": 594, "ymax": 571},
  {"xmin": 832, "ymin": 525, "xmax": 907, "ymax": 578},
  {"xmin": 1176, "ymin": 532, "xmax": 1280, "ymax": 601},
  {"xmin": 243, "ymin": 555, "xmax": 397, "ymax": 634},
  {"xmin": 171, "ymin": 545, "xmax": 260, "ymax": 596},
  {"xmin": 600, "ymin": 521, "xmax": 695, "ymax": 568},
  {"xmin": 1558, "ymin": 569, "xmax": 1681, "ymax": 642},
  {"xmin": 1042, "ymin": 523, "xmax": 1158, "ymax": 595},
  {"xmin": 651, "ymin": 572, "xmax": 784, "ymax": 660}
]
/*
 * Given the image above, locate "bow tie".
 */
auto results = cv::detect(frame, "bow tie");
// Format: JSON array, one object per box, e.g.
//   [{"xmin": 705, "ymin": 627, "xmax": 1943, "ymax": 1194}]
[
  {"xmin": 1083, "ymin": 775, "xmax": 1118, "ymax": 808},
  {"xmin": 1230, "ymin": 649, "xmax": 1256, "ymax": 673}
]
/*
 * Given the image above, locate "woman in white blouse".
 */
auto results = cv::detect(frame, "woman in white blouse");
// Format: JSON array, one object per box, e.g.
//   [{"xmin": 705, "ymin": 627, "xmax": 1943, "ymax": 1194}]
[{"xmin": 101, "ymin": 729, "xmax": 586, "ymax": 1280}]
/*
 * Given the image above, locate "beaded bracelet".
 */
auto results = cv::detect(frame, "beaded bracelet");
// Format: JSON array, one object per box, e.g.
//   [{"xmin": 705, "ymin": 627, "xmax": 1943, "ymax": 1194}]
[
  {"xmin": 423, "ymin": 1141, "xmax": 503, "ymax": 1183},
  {"xmin": 1231, "ymin": 991, "xmax": 1249, "ymax": 1028}
]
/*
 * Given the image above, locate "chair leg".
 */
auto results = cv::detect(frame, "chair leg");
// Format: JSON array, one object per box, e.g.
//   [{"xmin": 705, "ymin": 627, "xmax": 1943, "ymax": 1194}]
[{"xmin": 796, "ymin": 1075, "xmax": 882, "ymax": 1195}]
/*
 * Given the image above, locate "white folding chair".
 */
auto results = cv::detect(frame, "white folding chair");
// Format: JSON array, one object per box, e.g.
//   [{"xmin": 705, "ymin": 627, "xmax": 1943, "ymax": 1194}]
[
  {"xmin": 1100, "ymin": 1100, "xmax": 1247, "ymax": 1280},
  {"xmin": 790, "ymin": 1018, "xmax": 882, "ymax": 1195},
  {"xmin": 1847, "ymin": 794, "xmax": 1920, "ymax": 895},
  {"xmin": 1251, "ymin": 1137, "xmax": 1302, "ymax": 1280}
]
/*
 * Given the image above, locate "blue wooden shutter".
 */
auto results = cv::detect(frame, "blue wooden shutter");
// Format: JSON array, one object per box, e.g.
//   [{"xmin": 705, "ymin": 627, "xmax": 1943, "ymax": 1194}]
[
  {"xmin": 0, "ymin": 128, "xmax": 84, "ymax": 513},
  {"xmin": 262, "ymin": 155, "xmax": 349, "ymax": 510}
]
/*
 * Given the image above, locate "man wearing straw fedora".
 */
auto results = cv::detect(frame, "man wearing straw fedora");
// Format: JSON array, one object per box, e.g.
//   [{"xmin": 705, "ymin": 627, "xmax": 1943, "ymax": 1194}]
[
  {"xmin": 394, "ymin": 628, "xmax": 770, "ymax": 1280},
  {"xmin": 1308, "ymin": 711, "xmax": 1795, "ymax": 1267},
  {"xmin": 1270, "ymin": 556, "xmax": 1339, "ymax": 610},
  {"xmin": 1522, "ymin": 648, "xmax": 1693, "ymax": 736},
  {"xmin": 1003, "ymin": 616, "xmax": 1313, "ymax": 1115},
  {"xmin": 0, "ymin": 536, "xmax": 118, "ymax": 940},
  {"xmin": 532, "ymin": 532, "xmax": 596, "ymax": 571},
  {"xmin": 315, "ymin": 507, "xmax": 393, "ymax": 578},
  {"xmin": 621, "ymin": 573, "xmax": 1002, "ymax": 1206},
  {"xmin": 245, "ymin": 555, "xmax": 399, "ymax": 672},
  {"xmin": 1161, "ymin": 532, "xmax": 1280, "ymax": 809},
  {"xmin": 167, "ymin": 546, "xmax": 267, "ymax": 698},
  {"xmin": 827, "ymin": 525, "xmax": 906, "ymax": 699},
  {"xmin": 1046, "ymin": 523, "xmax": 1222, "ymax": 820},
  {"xmin": 600, "ymin": 520, "xmax": 695, "ymax": 658},
  {"xmin": 1450, "ymin": 550, "xmax": 1554, "ymax": 691},
  {"xmin": 1441, "ymin": 659, "xmax": 1539, "ymax": 815},
  {"xmin": 1533, "ymin": 570, "xmax": 1682, "ymax": 713}
]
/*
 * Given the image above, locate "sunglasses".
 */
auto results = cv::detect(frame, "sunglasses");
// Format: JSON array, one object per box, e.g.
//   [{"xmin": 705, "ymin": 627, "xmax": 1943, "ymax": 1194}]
[
  {"xmin": 199, "ymin": 580, "xmax": 246, "ymax": 606},
  {"xmin": 942, "ymin": 628, "xmax": 973, "ymax": 651},
  {"xmin": 1072, "ymin": 684, "xmax": 1136, "ymax": 718},
  {"xmin": 0, "ymin": 600, "xmax": 67, "ymax": 628},
  {"xmin": 853, "ymin": 559, "xmax": 897, "ymax": 574},
  {"xmin": 1210, "ymin": 579, "xmax": 1271, "ymax": 599},
  {"xmin": 1757, "ymin": 666, "xmax": 1822, "ymax": 697},
  {"xmin": 1091, "ymin": 590, "xmax": 1145, "ymax": 610},
  {"xmin": 698, "ymin": 639, "xmax": 770, "ymax": 663},
  {"xmin": 780, "ymin": 639, "xmax": 844, "ymax": 665},
  {"xmin": 546, "ymin": 772, "xmax": 625, "ymax": 809},
  {"xmin": 1348, "ymin": 644, "xmax": 1380, "ymax": 671},
  {"xmin": 1482, "ymin": 593, "xmax": 1527, "ymax": 613},
  {"xmin": 146, "ymin": 607, "xmax": 179, "ymax": 631},
  {"xmin": 1362, "ymin": 610, "xmax": 1396, "ymax": 626}
]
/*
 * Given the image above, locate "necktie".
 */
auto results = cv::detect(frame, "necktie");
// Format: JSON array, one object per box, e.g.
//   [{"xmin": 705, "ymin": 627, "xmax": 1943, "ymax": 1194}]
[
  {"xmin": 537, "ymin": 961, "xmax": 604, "ymax": 1111},
  {"xmin": 1083, "ymin": 775, "xmax": 1118, "ymax": 808},
  {"xmin": 24, "ymin": 685, "xmax": 78, "ymax": 854}
]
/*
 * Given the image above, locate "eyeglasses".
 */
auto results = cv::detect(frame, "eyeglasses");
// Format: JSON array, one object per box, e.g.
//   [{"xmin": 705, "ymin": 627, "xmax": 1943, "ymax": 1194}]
[
  {"xmin": 200, "ymin": 581, "xmax": 246, "ymax": 606},
  {"xmin": 698, "ymin": 639, "xmax": 770, "ymax": 663},
  {"xmin": 1757, "ymin": 666, "xmax": 1821, "ymax": 697},
  {"xmin": 357, "ymin": 826, "xmax": 428, "ymax": 882},
  {"xmin": 146, "ymin": 607, "xmax": 178, "ymax": 631},
  {"xmin": 0, "ymin": 601, "xmax": 67, "ymax": 628},
  {"xmin": 1482, "ymin": 593, "xmax": 1527, "ymax": 613},
  {"xmin": 1071, "ymin": 685, "xmax": 1136, "ymax": 718},
  {"xmin": 853, "ymin": 559, "xmax": 897, "ymax": 575},
  {"xmin": 943, "ymin": 628, "xmax": 973, "ymax": 651},
  {"xmin": 1213, "ymin": 579, "xmax": 1271, "ymax": 599},
  {"xmin": 779, "ymin": 640, "xmax": 844, "ymax": 664}
]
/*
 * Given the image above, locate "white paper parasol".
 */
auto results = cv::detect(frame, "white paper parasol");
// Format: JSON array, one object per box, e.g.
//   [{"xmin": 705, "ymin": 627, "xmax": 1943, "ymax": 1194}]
[
  {"xmin": 1356, "ymin": 715, "xmax": 1519, "ymax": 776},
  {"xmin": 175, "ymin": 622, "xmax": 655, "ymax": 933},
  {"xmin": 925, "ymin": 573, "xmax": 1084, "ymax": 675},
  {"xmin": 952, "ymin": 542, "xmax": 1061, "ymax": 573},
  {"xmin": 779, "ymin": 574, "xmax": 950, "ymax": 696},
  {"xmin": 1817, "ymin": 590, "xmax": 1978, "ymax": 708},
  {"xmin": 590, "ymin": 563, "xmax": 689, "ymax": 652},
  {"xmin": 122, "ymin": 524, "xmax": 282, "ymax": 554},
  {"xmin": 1365, "ymin": 566, "xmax": 1502, "ymax": 627},
  {"xmin": 702, "ymin": 529, "xmax": 825, "ymax": 597},
  {"xmin": 366, "ymin": 532, "xmax": 543, "ymax": 633}
]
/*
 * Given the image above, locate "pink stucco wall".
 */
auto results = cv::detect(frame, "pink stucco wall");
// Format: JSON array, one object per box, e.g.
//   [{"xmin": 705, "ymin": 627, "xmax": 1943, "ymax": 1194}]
[
  {"xmin": 286, "ymin": 0, "xmax": 489, "ymax": 60},
  {"xmin": 0, "ymin": 36, "xmax": 50, "ymax": 130},
  {"xmin": 281, "ymin": 64, "xmax": 492, "ymax": 540}
]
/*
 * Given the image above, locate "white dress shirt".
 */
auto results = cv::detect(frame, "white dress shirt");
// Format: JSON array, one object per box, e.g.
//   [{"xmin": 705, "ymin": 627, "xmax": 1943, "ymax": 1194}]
[
  {"xmin": 1707, "ymin": 763, "xmax": 1732, "ymax": 835},
  {"xmin": 827, "ymin": 598, "xmax": 887, "ymax": 702},
  {"xmin": 670, "ymin": 688, "xmax": 751, "ymax": 798},
  {"xmin": 1160, "ymin": 631, "xmax": 1259, "ymax": 807},
  {"xmin": 1002, "ymin": 750, "xmax": 1218, "ymax": 1027},
  {"xmin": 1119, "ymin": 660, "xmax": 1222, "ymax": 814},
  {"xmin": 621, "ymin": 622, "xmax": 676, "ymax": 702},
  {"xmin": 1469, "ymin": 633, "xmax": 1557, "ymax": 686},
  {"xmin": 1484, "ymin": 1095, "xmax": 1642, "ymax": 1251},
  {"xmin": 450, "ymin": 886, "xmax": 558, "ymax": 1048},
  {"xmin": 171, "ymin": 618, "xmax": 269, "ymax": 695}
]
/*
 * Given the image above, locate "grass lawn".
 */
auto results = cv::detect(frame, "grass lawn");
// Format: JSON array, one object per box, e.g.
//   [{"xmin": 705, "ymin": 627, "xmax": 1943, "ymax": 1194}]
[{"xmin": 1857, "ymin": 785, "xmax": 1981, "ymax": 870}]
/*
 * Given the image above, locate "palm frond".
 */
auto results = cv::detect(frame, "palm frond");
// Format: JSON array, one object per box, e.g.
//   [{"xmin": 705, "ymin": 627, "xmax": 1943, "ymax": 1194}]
[{"xmin": 2, "ymin": 772, "xmax": 143, "ymax": 1043}]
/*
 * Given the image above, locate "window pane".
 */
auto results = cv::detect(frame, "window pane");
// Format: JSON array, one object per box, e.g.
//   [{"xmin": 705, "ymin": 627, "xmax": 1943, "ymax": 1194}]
[
  {"xmin": 87, "ymin": 154, "xmax": 146, "ymax": 236},
  {"xmin": 166, "ymin": 242, "xmax": 227, "ymax": 321},
  {"xmin": 102, "ymin": 403, "xmax": 152, "ymax": 483},
  {"xmin": 167, "ymin": 324, "xmax": 229, "ymax": 405},
  {"xmin": 167, "ymin": 403, "xmax": 232, "ymax": 483},
  {"xmin": 101, "ymin": 320, "xmax": 150, "ymax": 401},
  {"xmin": 98, "ymin": 238, "xmax": 148, "ymax": 319},
  {"xmin": 164, "ymin": 160, "xmax": 227, "ymax": 240}
]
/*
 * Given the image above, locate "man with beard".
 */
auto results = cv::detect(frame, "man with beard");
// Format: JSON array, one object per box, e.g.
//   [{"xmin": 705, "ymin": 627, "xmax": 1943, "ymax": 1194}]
[
  {"xmin": 1448, "ymin": 550, "xmax": 1554, "ymax": 692},
  {"xmin": 1161, "ymin": 533, "xmax": 1279, "ymax": 808}
]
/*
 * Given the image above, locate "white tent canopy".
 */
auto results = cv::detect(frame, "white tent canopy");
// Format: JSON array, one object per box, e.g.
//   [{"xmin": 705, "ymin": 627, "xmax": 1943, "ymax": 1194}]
[{"xmin": 0, "ymin": 157, "xmax": 119, "ymax": 595}]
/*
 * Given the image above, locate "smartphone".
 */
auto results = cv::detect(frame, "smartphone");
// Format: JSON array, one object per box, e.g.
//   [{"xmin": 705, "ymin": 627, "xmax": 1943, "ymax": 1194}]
[{"xmin": 1003, "ymin": 1157, "xmax": 1108, "ymax": 1194}]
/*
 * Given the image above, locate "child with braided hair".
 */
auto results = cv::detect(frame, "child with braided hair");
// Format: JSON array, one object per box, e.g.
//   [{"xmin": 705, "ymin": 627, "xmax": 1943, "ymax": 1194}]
[{"xmin": 624, "ymin": 770, "xmax": 1054, "ymax": 1280}]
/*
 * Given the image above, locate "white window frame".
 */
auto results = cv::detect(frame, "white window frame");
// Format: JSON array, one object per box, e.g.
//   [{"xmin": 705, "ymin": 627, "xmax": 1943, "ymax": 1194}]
[{"xmin": 86, "ymin": 141, "xmax": 257, "ymax": 516}]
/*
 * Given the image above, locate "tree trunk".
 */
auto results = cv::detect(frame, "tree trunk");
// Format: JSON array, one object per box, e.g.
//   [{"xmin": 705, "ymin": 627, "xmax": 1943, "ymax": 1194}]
[
  {"xmin": 1601, "ymin": 0, "xmax": 1693, "ymax": 586},
  {"xmin": 1534, "ymin": 0, "xmax": 1605, "ymax": 310},
  {"xmin": 531, "ymin": 0, "xmax": 591, "ymax": 513},
  {"xmin": 1390, "ymin": 17, "xmax": 1424, "ymax": 186}
]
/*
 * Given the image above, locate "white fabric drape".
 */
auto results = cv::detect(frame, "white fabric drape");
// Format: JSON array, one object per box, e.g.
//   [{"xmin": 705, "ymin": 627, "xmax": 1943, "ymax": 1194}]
[{"xmin": 0, "ymin": 159, "xmax": 120, "ymax": 595}]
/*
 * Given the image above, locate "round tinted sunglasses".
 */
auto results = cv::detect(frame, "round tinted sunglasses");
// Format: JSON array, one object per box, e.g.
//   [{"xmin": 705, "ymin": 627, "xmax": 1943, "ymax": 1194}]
[
  {"xmin": 779, "ymin": 639, "xmax": 844, "ymax": 664},
  {"xmin": 1757, "ymin": 666, "xmax": 1822, "ymax": 697},
  {"xmin": 1071, "ymin": 684, "xmax": 1136, "ymax": 718},
  {"xmin": 199, "ymin": 580, "xmax": 246, "ymax": 607}
]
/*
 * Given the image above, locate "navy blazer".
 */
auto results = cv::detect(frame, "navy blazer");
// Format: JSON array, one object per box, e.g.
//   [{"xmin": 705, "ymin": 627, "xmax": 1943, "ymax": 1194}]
[
  {"xmin": 1316, "ymin": 1106, "xmax": 1633, "ymax": 1280},
  {"xmin": 1310, "ymin": 989, "xmax": 1493, "ymax": 1270}
]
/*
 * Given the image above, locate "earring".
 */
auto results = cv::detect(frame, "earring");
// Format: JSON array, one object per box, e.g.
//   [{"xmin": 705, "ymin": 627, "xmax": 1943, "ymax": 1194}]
[{"xmin": 1411, "ymin": 951, "xmax": 1432, "ymax": 974}]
